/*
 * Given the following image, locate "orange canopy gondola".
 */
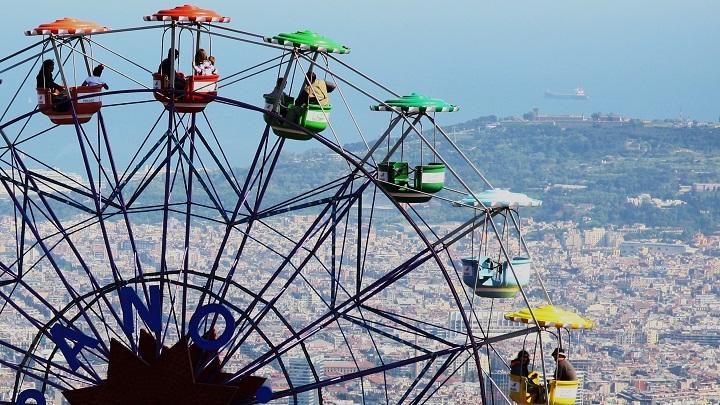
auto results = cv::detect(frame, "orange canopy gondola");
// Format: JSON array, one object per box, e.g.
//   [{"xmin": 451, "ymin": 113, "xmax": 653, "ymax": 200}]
[
  {"xmin": 27, "ymin": 17, "xmax": 109, "ymax": 125},
  {"xmin": 25, "ymin": 17, "xmax": 110, "ymax": 36},
  {"xmin": 143, "ymin": 4, "xmax": 231, "ymax": 22},
  {"xmin": 145, "ymin": 5, "xmax": 230, "ymax": 113},
  {"xmin": 37, "ymin": 86, "xmax": 103, "ymax": 125}
]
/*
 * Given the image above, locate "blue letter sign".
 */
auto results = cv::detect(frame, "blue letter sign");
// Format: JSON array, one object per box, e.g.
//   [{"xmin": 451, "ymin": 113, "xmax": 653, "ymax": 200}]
[
  {"xmin": 48, "ymin": 324, "xmax": 100, "ymax": 371},
  {"xmin": 120, "ymin": 285, "xmax": 162, "ymax": 333}
]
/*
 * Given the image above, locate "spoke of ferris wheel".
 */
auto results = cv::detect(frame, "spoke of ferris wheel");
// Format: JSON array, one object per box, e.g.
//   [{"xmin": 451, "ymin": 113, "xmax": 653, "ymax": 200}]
[
  {"xmin": 195, "ymin": 130, "xmax": 286, "ymax": 308},
  {"xmin": 229, "ymin": 245, "xmax": 437, "ymax": 380},
  {"xmin": 215, "ymin": 179, "xmax": 369, "ymax": 360},
  {"xmin": 0, "ymin": 154, "xmax": 119, "ymax": 363}
]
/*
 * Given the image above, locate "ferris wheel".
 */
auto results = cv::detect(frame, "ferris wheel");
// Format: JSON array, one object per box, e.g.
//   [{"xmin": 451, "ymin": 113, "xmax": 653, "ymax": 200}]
[{"xmin": 0, "ymin": 5, "xmax": 589, "ymax": 405}]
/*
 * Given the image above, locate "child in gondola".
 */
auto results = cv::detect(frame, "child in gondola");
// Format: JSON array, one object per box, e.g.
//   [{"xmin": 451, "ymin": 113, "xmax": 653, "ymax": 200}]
[{"xmin": 82, "ymin": 65, "xmax": 109, "ymax": 90}]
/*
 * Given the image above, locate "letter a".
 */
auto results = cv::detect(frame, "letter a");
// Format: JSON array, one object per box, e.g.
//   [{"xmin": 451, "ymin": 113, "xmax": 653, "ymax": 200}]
[{"xmin": 49, "ymin": 324, "xmax": 100, "ymax": 371}]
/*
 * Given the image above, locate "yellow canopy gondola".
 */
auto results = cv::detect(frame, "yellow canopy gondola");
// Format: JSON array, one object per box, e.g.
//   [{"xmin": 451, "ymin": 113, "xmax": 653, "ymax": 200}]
[
  {"xmin": 504, "ymin": 305, "xmax": 594, "ymax": 330},
  {"xmin": 504, "ymin": 306, "xmax": 593, "ymax": 405}
]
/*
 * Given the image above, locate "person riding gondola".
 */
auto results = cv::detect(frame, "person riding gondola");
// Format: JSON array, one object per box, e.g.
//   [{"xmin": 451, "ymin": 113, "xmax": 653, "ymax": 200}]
[
  {"xmin": 82, "ymin": 65, "xmax": 109, "ymax": 90},
  {"xmin": 36, "ymin": 59, "xmax": 64, "ymax": 92},
  {"xmin": 510, "ymin": 350, "xmax": 544, "ymax": 402},
  {"xmin": 552, "ymin": 348, "xmax": 577, "ymax": 381},
  {"xmin": 510, "ymin": 350, "xmax": 530, "ymax": 376},
  {"xmin": 192, "ymin": 49, "xmax": 217, "ymax": 76},
  {"xmin": 36, "ymin": 59, "xmax": 70, "ymax": 111},
  {"xmin": 158, "ymin": 48, "xmax": 187, "ymax": 90},
  {"xmin": 284, "ymin": 71, "xmax": 335, "ymax": 124},
  {"xmin": 294, "ymin": 71, "xmax": 335, "ymax": 106},
  {"xmin": 267, "ymin": 77, "xmax": 291, "ymax": 116}
]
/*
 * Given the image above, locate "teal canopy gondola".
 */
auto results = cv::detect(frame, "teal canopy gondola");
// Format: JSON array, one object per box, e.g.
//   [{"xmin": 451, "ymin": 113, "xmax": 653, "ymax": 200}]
[
  {"xmin": 372, "ymin": 93, "xmax": 458, "ymax": 203},
  {"xmin": 262, "ymin": 31, "xmax": 349, "ymax": 140},
  {"xmin": 456, "ymin": 189, "xmax": 540, "ymax": 298},
  {"xmin": 461, "ymin": 256, "xmax": 532, "ymax": 298}
]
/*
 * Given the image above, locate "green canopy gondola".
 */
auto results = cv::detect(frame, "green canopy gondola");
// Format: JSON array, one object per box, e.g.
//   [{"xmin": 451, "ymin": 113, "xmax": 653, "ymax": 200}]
[
  {"xmin": 372, "ymin": 94, "xmax": 458, "ymax": 203},
  {"xmin": 263, "ymin": 30, "xmax": 351, "ymax": 54},
  {"xmin": 262, "ymin": 31, "xmax": 349, "ymax": 140}
]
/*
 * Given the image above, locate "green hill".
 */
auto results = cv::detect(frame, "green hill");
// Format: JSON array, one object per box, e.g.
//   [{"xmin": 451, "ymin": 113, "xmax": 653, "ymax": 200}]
[{"xmin": 342, "ymin": 118, "xmax": 720, "ymax": 239}]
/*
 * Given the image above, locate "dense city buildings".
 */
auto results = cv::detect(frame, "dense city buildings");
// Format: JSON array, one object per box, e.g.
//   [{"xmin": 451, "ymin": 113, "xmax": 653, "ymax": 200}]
[{"xmin": 1, "ymin": 201, "xmax": 719, "ymax": 403}]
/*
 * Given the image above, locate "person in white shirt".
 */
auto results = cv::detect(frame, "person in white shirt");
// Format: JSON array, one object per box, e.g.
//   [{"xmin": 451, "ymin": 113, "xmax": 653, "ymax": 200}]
[
  {"xmin": 82, "ymin": 65, "xmax": 109, "ymax": 90},
  {"xmin": 192, "ymin": 49, "xmax": 218, "ymax": 76}
]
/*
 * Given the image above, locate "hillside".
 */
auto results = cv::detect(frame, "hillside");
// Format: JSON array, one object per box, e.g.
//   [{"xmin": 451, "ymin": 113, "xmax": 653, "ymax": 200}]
[
  {"xmin": 342, "ymin": 118, "xmax": 720, "ymax": 238},
  {"xmin": 7, "ymin": 119, "xmax": 718, "ymax": 241}
]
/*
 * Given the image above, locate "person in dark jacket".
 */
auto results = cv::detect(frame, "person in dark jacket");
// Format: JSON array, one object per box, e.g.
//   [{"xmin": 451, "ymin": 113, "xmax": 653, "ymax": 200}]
[
  {"xmin": 158, "ymin": 48, "xmax": 186, "ymax": 90},
  {"xmin": 36, "ymin": 59, "xmax": 64, "ymax": 92},
  {"xmin": 510, "ymin": 349, "xmax": 544, "ymax": 401},
  {"xmin": 552, "ymin": 348, "xmax": 577, "ymax": 381},
  {"xmin": 36, "ymin": 59, "xmax": 69, "ymax": 110},
  {"xmin": 510, "ymin": 350, "xmax": 530, "ymax": 376}
]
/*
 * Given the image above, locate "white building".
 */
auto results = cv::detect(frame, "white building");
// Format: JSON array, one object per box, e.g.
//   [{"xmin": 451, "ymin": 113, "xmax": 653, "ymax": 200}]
[{"xmin": 287, "ymin": 355, "xmax": 324, "ymax": 405}]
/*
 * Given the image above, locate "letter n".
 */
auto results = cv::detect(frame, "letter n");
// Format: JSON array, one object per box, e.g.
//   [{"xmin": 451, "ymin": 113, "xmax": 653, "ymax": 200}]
[
  {"xmin": 121, "ymin": 285, "xmax": 161, "ymax": 334},
  {"xmin": 49, "ymin": 324, "xmax": 100, "ymax": 371}
]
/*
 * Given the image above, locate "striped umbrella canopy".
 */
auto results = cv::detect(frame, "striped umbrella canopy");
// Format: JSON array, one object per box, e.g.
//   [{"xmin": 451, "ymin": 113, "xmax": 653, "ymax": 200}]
[
  {"xmin": 144, "ymin": 5, "xmax": 230, "ymax": 23},
  {"xmin": 452, "ymin": 189, "xmax": 542, "ymax": 208},
  {"xmin": 263, "ymin": 30, "xmax": 351, "ymax": 54},
  {"xmin": 26, "ymin": 18, "xmax": 110, "ymax": 36},
  {"xmin": 504, "ymin": 305, "xmax": 594, "ymax": 329},
  {"xmin": 371, "ymin": 93, "xmax": 459, "ymax": 113}
]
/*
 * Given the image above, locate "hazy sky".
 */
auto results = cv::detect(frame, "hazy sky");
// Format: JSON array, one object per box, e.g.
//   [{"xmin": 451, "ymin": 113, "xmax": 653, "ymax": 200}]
[{"xmin": 3, "ymin": 0, "xmax": 720, "ymax": 125}]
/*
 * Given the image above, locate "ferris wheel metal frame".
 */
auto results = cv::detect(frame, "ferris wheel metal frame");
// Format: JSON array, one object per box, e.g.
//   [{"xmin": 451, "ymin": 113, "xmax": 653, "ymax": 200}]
[{"xmin": 0, "ymin": 5, "xmax": 556, "ymax": 405}]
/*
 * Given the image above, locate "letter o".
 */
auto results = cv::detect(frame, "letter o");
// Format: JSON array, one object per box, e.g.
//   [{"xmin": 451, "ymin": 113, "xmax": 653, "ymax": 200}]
[
  {"xmin": 188, "ymin": 303, "xmax": 235, "ymax": 350},
  {"xmin": 256, "ymin": 385, "xmax": 273, "ymax": 403},
  {"xmin": 17, "ymin": 389, "xmax": 46, "ymax": 405}
]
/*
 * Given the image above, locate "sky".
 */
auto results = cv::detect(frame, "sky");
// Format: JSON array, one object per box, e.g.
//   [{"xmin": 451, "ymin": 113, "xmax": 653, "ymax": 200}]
[{"xmin": 1, "ymin": 0, "xmax": 719, "ymax": 148}]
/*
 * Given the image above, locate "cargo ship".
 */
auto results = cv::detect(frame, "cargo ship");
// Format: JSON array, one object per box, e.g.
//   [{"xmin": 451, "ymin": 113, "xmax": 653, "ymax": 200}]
[{"xmin": 544, "ymin": 87, "xmax": 589, "ymax": 100}]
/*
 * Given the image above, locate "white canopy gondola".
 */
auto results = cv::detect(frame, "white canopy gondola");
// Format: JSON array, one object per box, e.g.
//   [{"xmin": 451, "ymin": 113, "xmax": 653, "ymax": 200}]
[{"xmin": 453, "ymin": 189, "xmax": 542, "ymax": 208}]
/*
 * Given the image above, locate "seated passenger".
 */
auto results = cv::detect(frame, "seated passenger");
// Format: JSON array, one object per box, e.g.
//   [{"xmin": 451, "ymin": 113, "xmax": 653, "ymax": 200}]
[
  {"xmin": 36, "ymin": 59, "xmax": 69, "ymax": 111},
  {"xmin": 207, "ymin": 55, "xmax": 218, "ymax": 75},
  {"xmin": 37, "ymin": 59, "xmax": 64, "ymax": 93},
  {"xmin": 192, "ymin": 49, "xmax": 218, "ymax": 76},
  {"xmin": 82, "ymin": 65, "xmax": 109, "ymax": 90},
  {"xmin": 266, "ymin": 77, "xmax": 291, "ymax": 116},
  {"xmin": 552, "ymin": 348, "xmax": 577, "ymax": 381},
  {"xmin": 510, "ymin": 350, "xmax": 545, "ymax": 402},
  {"xmin": 295, "ymin": 71, "xmax": 335, "ymax": 106},
  {"xmin": 158, "ymin": 48, "xmax": 187, "ymax": 90},
  {"xmin": 510, "ymin": 350, "xmax": 530, "ymax": 377}
]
